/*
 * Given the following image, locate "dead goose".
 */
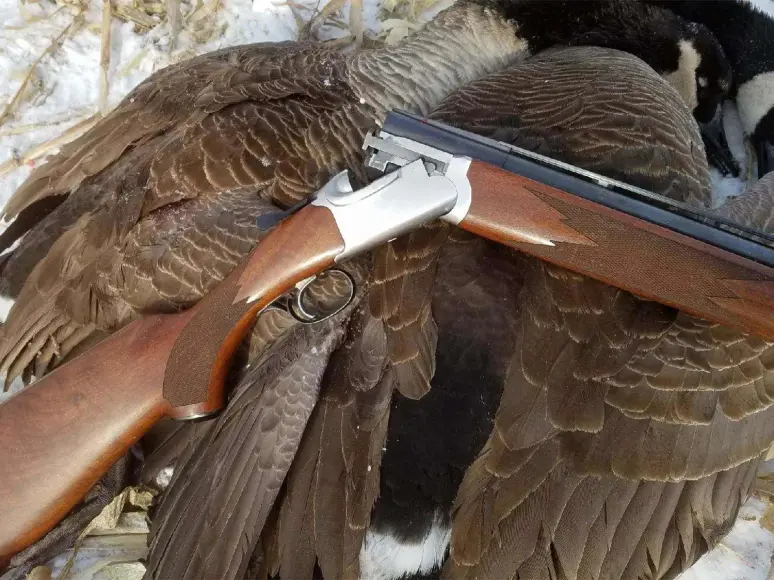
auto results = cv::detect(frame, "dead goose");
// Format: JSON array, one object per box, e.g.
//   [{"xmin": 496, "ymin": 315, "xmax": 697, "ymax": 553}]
[
  {"xmin": 0, "ymin": 0, "xmax": 730, "ymax": 307},
  {"xmin": 136, "ymin": 46, "xmax": 774, "ymax": 580},
  {"xmin": 649, "ymin": 0, "xmax": 774, "ymax": 177},
  {"xmin": 0, "ymin": 2, "xmax": 738, "ymax": 579},
  {"xmin": 0, "ymin": 5, "xmax": 734, "ymax": 566},
  {"xmin": 421, "ymin": 46, "xmax": 774, "ymax": 579}
]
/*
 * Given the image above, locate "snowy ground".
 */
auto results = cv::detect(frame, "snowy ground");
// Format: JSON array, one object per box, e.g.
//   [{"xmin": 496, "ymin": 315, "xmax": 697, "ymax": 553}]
[
  {"xmin": 1, "ymin": 0, "xmax": 774, "ymax": 578},
  {"xmin": 680, "ymin": 495, "xmax": 774, "ymax": 580},
  {"xmin": 0, "ymin": 0, "xmax": 381, "ymax": 204}
]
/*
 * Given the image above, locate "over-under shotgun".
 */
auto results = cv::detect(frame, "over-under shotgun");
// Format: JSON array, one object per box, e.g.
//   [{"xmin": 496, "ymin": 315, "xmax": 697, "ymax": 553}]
[{"xmin": 3, "ymin": 110, "xmax": 774, "ymax": 562}]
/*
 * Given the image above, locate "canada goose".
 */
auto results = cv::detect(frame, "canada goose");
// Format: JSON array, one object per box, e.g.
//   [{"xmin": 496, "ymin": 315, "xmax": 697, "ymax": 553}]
[
  {"xmin": 121, "ymin": 46, "xmax": 774, "ymax": 580},
  {"xmin": 650, "ymin": 0, "xmax": 774, "ymax": 177},
  {"xmin": 503, "ymin": 0, "xmax": 732, "ymax": 123},
  {"xmin": 0, "ymin": 3, "xmax": 740, "ymax": 580},
  {"xmin": 0, "ymin": 0, "xmax": 730, "ymax": 305}
]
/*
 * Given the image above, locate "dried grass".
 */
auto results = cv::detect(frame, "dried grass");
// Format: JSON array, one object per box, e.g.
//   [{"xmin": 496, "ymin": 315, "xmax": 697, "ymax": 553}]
[
  {"xmin": 0, "ymin": 0, "xmax": 230, "ymax": 173},
  {"xmin": 0, "ymin": 8, "xmax": 86, "ymax": 128},
  {"xmin": 99, "ymin": 0, "xmax": 112, "ymax": 115},
  {"xmin": 113, "ymin": 3, "xmax": 160, "ymax": 29},
  {"xmin": 377, "ymin": 0, "xmax": 440, "ymax": 43},
  {"xmin": 0, "ymin": 0, "xmax": 431, "ymax": 179},
  {"xmin": 0, "ymin": 114, "xmax": 100, "ymax": 178},
  {"xmin": 167, "ymin": 0, "xmax": 181, "ymax": 49}
]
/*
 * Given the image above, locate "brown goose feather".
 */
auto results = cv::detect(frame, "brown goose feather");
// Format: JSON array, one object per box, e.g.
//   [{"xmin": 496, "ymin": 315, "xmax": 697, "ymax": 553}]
[
  {"xmin": 419, "ymin": 46, "xmax": 774, "ymax": 580},
  {"xmin": 145, "ymin": 293, "xmax": 361, "ymax": 580},
  {"xmin": 0, "ymin": 10, "xmax": 762, "ymax": 580}
]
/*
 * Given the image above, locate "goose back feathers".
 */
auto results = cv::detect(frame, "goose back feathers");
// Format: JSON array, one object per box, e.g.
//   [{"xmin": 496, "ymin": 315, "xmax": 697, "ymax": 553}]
[
  {"xmin": 140, "ymin": 46, "xmax": 774, "ymax": 580},
  {"xmin": 0, "ymin": 0, "xmax": 732, "ymax": 392},
  {"xmin": 0, "ymin": 3, "xmax": 759, "ymax": 580}
]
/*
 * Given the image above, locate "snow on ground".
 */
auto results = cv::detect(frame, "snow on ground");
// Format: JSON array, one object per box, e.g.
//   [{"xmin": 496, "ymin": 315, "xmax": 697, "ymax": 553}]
[
  {"xmin": 751, "ymin": 0, "xmax": 774, "ymax": 17},
  {"xmin": 679, "ymin": 495, "xmax": 774, "ymax": 580},
  {"xmin": 0, "ymin": 0, "xmax": 378, "ymax": 207},
  {"xmin": 1, "ymin": 0, "xmax": 774, "ymax": 578}
]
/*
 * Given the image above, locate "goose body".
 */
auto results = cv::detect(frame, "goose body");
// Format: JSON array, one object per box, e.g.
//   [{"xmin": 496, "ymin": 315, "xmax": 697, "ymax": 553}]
[
  {"xmin": 137, "ymin": 46, "xmax": 774, "ymax": 580},
  {"xmin": 0, "ymin": 2, "xmax": 752, "ymax": 579},
  {"xmin": 360, "ymin": 46, "xmax": 764, "ymax": 580}
]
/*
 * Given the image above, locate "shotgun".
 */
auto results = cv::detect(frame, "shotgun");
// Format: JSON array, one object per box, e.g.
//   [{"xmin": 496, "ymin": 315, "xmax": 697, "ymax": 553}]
[{"xmin": 3, "ymin": 109, "xmax": 774, "ymax": 562}]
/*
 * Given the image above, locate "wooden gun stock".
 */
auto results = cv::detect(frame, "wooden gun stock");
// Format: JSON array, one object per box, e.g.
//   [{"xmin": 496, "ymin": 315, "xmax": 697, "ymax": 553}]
[
  {"xmin": 459, "ymin": 160, "xmax": 774, "ymax": 341},
  {"xmin": 0, "ymin": 205, "xmax": 343, "ymax": 563}
]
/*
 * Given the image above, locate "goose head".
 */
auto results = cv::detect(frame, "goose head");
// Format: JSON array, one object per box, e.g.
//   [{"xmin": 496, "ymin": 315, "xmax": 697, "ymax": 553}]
[
  {"xmin": 483, "ymin": 0, "xmax": 731, "ymax": 124},
  {"xmin": 668, "ymin": 20, "xmax": 732, "ymax": 123},
  {"xmin": 646, "ymin": 0, "xmax": 774, "ymax": 178},
  {"xmin": 655, "ymin": 16, "xmax": 736, "ymax": 176}
]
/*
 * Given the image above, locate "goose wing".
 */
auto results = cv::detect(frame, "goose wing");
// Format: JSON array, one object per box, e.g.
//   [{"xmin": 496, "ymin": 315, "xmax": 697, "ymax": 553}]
[
  {"xmin": 0, "ymin": 38, "xmax": 437, "ymax": 403},
  {"xmin": 1, "ymin": 38, "xmax": 442, "ymax": 578},
  {"xmin": 426, "ymin": 46, "xmax": 774, "ymax": 580},
  {"xmin": 145, "ymin": 306, "xmax": 354, "ymax": 580}
]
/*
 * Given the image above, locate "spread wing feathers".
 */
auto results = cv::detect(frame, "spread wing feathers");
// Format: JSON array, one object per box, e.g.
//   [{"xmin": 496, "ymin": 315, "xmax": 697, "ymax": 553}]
[
  {"xmin": 369, "ymin": 222, "xmax": 449, "ymax": 399},
  {"xmin": 431, "ymin": 46, "xmax": 774, "ymax": 580},
  {"xmin": 492, "ymin": 263, "xmax": 774, "ymax": 481},
  {"xmin": 494, "ymin": 260, "xmax": 676, "ymax": 445},
  {"xmin": 144, "ymin": 312, "xmax": 350, "ymax": 580},
  {"xmin": 607, "ymin": 314, "xmax": 774, "ymax": 421},
  {"xmin": 268, "ymin": 304, "xmax": 393, "ymax": 580},
  {"xmin": 446, "ymin": 445, "xmax": 763, "ymax": 580},
  {"xmin": 562, "ymin": 396, "xmax": 774, "ymax": 482},
  {"xmin": 0, "ymin": 41, "xmax": 378, "ymax": 388}
]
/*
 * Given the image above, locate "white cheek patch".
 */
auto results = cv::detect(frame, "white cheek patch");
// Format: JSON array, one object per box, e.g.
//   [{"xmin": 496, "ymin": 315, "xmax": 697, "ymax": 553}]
[
  {"xmin": 0, "ymin": 295, "xmax": 15, "ymax": 323},
  {"xmin": 664, "ymin": 39, "xmax": 701, "ymax": 112},
  {"xmin": 736, "ymin": 71, "xmax": 774, "ymax": 135},
  {"xmin": 359, "ymin": 515, "xmax": 451, "ymax": 580}
]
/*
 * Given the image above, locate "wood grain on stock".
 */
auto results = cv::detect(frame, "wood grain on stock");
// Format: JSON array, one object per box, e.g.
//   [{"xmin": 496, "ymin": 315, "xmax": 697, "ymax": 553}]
[
  {"xmin": 462, "ymin": 160, "xmax": 774, "ymax": 340},
  {"xmin": 0, "ymin": 312, "xmax": 181, "ymax": 563},
  {"xmin": 162, "ymin": 205, "xmax": 344, "ymax": 413},
  {"xmin": 0, "ymin": 204, "xmax": 343, "ymax": 562}
]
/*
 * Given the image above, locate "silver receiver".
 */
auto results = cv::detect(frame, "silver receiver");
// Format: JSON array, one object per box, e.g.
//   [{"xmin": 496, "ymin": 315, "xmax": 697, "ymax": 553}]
[
  {"xmin": 362, "ymin": 131, "xmax": 472, "ymax": 224},
  {"xmin": 309, "ymin": 131, "xmax": 473, "ymax": 261}
]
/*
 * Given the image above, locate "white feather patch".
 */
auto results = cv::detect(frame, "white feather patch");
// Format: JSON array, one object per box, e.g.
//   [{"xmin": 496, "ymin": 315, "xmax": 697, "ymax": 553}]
[
  {"xmin": 736, "ymin": 71, "xmax": 774, "ymax": 135},
  {"xmin": 359, "ymin": 514, "xmax": 451, "ymax": 580},
  {"xmin": 664, "ymin": 40, "xmax": 701, "ymax": 112}
]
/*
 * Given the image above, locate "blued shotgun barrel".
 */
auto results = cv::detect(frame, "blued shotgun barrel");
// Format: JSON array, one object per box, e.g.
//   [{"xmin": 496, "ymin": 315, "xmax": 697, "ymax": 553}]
[{"xmin": 380, "ymin": 110, "xmax": 774, "ymax": 341}]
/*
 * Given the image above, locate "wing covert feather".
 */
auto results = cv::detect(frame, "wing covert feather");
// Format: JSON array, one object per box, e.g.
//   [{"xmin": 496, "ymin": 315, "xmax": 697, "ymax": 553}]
[{"xmin": 430, "ymin": 47, "xmax": 774, "ymax": 580}]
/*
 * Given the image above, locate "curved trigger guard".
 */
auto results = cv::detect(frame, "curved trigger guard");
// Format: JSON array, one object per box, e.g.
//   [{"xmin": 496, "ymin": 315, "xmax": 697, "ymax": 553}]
[{"xmin": 267, "ymin": 269, "xmax": 355, "ymax": 324}]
